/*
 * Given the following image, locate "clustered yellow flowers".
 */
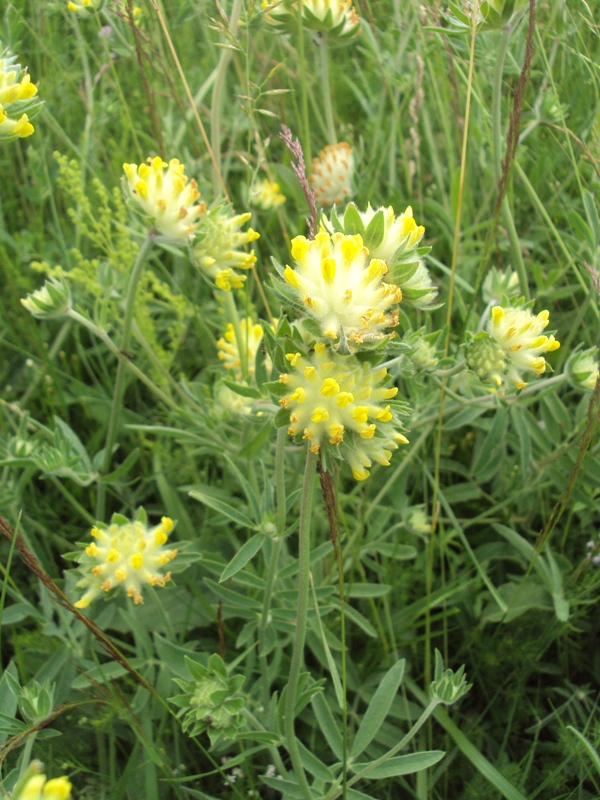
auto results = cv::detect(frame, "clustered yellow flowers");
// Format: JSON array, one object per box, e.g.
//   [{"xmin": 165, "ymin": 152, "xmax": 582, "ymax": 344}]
[
  {"xmin": 10, "ymin": 763, "xmax": 71, "ymax": 800},
  {"xmin": 194, "ymin": 208, "xmax": 260, "ymax": 291},
  {"xmin": 322, "ymin": 203, "xmax": 438, "ymax": 308},
  {"xmin": 250, "ymin": 178, "xmax": 286, "ymax": 211},
  {"xmin": 283, "ymin": 231, "xmax": 402, "ymax": 345},
  {"xmin": 122, "ymin": 157, "xmax": 206, "ymax": 242},
  {"xmin": 310, "ymin": 143, "xmax": 354, "ymax": 208},
  {"xmin": 0, "ymin": 47, "xmax": 40, "ymax": 140},
  {"xmin": 278, "ymin": 343, "xmax": 408, "ymax": 480},
  {"xmin": 74, "ymin": 511, "xmax": 177, "ymax": 608},
  {"xmin": 467, "ymin": 304, "xmax": 560, "ymax": 390}
]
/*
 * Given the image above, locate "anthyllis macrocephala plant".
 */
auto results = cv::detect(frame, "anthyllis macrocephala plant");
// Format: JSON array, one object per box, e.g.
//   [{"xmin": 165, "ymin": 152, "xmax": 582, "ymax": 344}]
[
  {"xmin": 73, "ymin": 509, "xmax": 178, "ymax": 607},
  {"xmin": 0, "ymin": 44, "xmax": 42, "ymax": 141},
  {"xmin": 122, "ymin": 156, "xmax": 206, "ymax": 243},
  {"xmin": 467, "ymin": 301, "xmax": 560, "ymax": 390},
  {"xmin": 250, "ymin": 176, "xmax": 286, "ymax": 211}
]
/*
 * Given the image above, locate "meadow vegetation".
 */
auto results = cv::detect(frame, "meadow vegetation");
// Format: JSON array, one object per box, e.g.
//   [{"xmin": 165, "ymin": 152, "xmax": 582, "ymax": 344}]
[{"xmin": 1, "ymin": 0, "xmax": 600, "ymax": 798}]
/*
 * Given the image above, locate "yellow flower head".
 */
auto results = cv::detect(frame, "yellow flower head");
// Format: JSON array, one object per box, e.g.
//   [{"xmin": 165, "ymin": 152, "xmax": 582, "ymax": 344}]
[
  {"xmin": 323, "ymin": 203, "xmax": 437, "ymax": 308},
  {"xmin": 193, "ymin": 207, "xmax": 260, "ymax": 291},
  {"xmin": 487, "ymin": 304, "xmax": 560, "ymax": 390},
  {"xmin": 12, "ymin": 763, "xmax": 71, "ymax": 800},
  {"xmin": 264, "ymin": 0, "xmax": 360, "ymax": 40},
  {"xmin": 122, "ymin": 156, "xmax": 206, "ymax": 242},
  {"xmin": 0, "ymin": 48, "xmax": 40, "ymax": 141},
  {"xmin": 279, "ymin": 343, "xmax": 408, "ymax": 480},
  {"xmin": 283, "ymin": 230, "xmax": 402, "ymax": 345},
  {"xmin": 74, "ymin": 510, "xmax": 177, "ymax": 608},
  {"xmin": 250, "ymin": 178, "xmax": 286, "ymax": 211},
  {"xmin": 310, "ymin": 143, "xmax": 354, "ymax": 208}
]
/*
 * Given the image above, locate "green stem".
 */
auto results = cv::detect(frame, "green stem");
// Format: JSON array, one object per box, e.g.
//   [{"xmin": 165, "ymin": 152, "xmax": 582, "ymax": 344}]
[
  {"xmin": 210, "ymin": 0, "xmax": 243, "ymax": 196},
  {"xmin": 319, "ymin": 39, "xmax": 336, "ymax": 145},
  {"xmin": 20, "ymin": 319, "xmax": 72, "ymax": 408},
  {"xmin": 224, "ymin": 290, "xmax": 248, "ymax": 379},
  {"xmin": 491, "ymin": 25, "xmax": 529, "ymax": 298},
  {"xmin": 325, "ymin": 700, "xmax": 440, "ymax": 800},
  {"xmin": 284, "ymin": 448, "xmax": 318, "ymax": 800},
  {"xmin": 95, "ymin": 235, "xmax": 154, "ymax": 520},
  {"xmin": 19, "ymin": 732, "xmax": 37, "ymax": 777},
  {"xmin": 334, "ymin": 519, "xmax": 348, "ymax": 798},
  {"xmin": 258, "ymin": 427, "xmax": 287, "ymax": 707}
]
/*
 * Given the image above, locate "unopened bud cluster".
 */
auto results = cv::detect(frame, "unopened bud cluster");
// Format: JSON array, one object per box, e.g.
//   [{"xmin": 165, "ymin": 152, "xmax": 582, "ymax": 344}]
[
  {"xmin": 264, "ymin": 0, "xmax": 360, "ymax": 41},
  {"xmin": 170, "ymin": 655, "xmax": 246, "ymax": 745},
  {"xmin": 74, "ymin": 510, "xmax": 178, "ymax": 608}
]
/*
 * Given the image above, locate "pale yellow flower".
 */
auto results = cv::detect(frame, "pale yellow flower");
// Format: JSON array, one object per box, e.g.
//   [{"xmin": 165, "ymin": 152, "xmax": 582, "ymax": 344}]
[
  {"xmin": 123, "ymin": 156, "xmax": 206, "ymax": 242},
  {"xmin": 486, "ymin": 305, "xmax": 560, "ymax": 389},
  {"xmin": 310, "ymin": 143, "xmax": 354, "ymax": 208},
  {"xmin": 218, "ymin": 318, "xmax": 268, "ymax": 380},
  {"xmin": 0, "ymin": 50, "xmax": 40, "ymax": 140},
  {"xmin": 282, "ymin": 230, "xmax": 402, "ymax": 345},
  {"xmin": 194, "ymin": 208, "xmax": 259, "ymax": 291},
  {"xmin": 12, "ymin": 764, "xmax": 71, "ymax": 800},
  {"xmin": 251, "ymin": 178, "xmax": 286, "ymax": 211},
  {"xmin": 278, "ymin": 343, "xmax": 408, "ymax": 480},
  {"xmin": 74, "ymin": 511, "xmax": 177, "ymax": 608}
]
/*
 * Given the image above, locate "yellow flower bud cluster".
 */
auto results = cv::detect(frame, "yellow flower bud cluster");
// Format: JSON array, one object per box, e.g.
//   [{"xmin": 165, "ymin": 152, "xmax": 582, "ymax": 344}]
[
  {"xmin": 194, "ymin": 209, "xmax": 260, "ymax": 291},
  {"xmin": 310, "ymin": 143, "xmax": 354, "ymax": 208},
  {"xmin": 0, "ymin": 50, "xmax": 39, "ymax": 140},
  {"xmin": 283, "ymin": 231, "xmax": 402, "ymax": 345},
  {"xmin": 122, "ymin": 157, "xmax": 206, "ymax": 243},
  {"xmin": 12, "ymin": 765, "xmax": 71, "ymax": 800},
  {"xmin": 250, "ymin": 178, "xmax": 286, "ymax": 211},
  {"xmin": 487, "ymin": 305, "xmax": 560, "ymax": 390},
  {"xmin": 74, "ymin": 513, "xmax": 178, "ymax": 608},
  {"xmin": 278, "ymin": 343, "xmax": 408, "ymax": 480}
]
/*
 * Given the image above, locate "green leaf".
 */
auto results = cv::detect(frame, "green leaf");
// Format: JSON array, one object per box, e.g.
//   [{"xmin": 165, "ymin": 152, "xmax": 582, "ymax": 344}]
[
  {"xmin": 567, "ymin": 726, "xmax": 600, "ymax": 776},
  {"xmin": 298, "ymin": 739, "xmax": 335, "ymax": 781},
  {"xmin": 312, "ymin": 691, "xmax": 343, "ymax": 760},
  {"xmin": 237, "ymin": 423, "xmax": 273, "ymax": 459},
  {"xmin": 222, "ymin": 380, "xmax": 262, "ymax": 399},
  {"xmin": 343, "ymin": 203, "xmax": 366, "ymax": 236},
  {"xmin": 220, "ymin": 534, "xmax": 266, "ymax": 582},
  {"xmin": 352, "ymin": 659, "xmax": 405, "ymax": 757},
  {"xmin": 353, "ymin": 749, "xmax": 445, "ymax": 778},
  {"xmin": 98, "ymin": 448, "xmax": 140, "ymax": 483},
  {"xmin": 363, "ymin": 209, "xmax": 385, "ymax": 250},
  {"xmin": 71, "ymin": 659, "xmax": 147, "ymax": 689},
  {"xmin": 189, "ymin": 490, "xmax": 257, "ymax": 530},
  {"xmin": 346, "ymin": 584, "xmax": 391, "ymax": 598}
]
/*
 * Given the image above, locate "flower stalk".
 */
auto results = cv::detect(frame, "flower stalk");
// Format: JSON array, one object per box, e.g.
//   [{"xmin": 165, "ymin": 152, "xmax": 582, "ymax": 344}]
[
  {"xmin": 96, "ymin": 234, "xmax": 154, "ymax": 520},
  {"xmin": 284, "ymin": 448, "xmax": 318, "ymax": 800}
]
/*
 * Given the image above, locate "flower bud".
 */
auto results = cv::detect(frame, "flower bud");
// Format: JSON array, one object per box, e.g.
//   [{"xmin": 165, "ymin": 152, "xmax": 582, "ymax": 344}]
[{"xmin": 21, "ymin": 278, "xmax": 72, "ymax": 319}]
